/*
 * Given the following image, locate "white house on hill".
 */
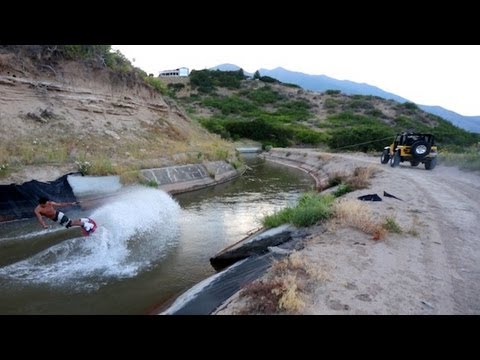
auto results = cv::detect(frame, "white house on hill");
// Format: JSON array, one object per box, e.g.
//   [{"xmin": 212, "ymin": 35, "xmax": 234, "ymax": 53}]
[{"xmin": 159, "ymin": 67, "xmax": 189, "ymax": 77}]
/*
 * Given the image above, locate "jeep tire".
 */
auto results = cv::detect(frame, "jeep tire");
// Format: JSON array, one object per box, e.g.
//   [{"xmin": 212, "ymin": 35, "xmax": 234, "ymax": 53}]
[
  {"xmin": 425, "ymin": 157, "xmax": 437, "ymax": 170},
  {"xmin": 390, "ymin": 151, "xmax": 400, "ymax": 167},
  {"xmin": 411, "ymin": 140, "xmax": 431, "ymax": 159},
  {"xmin": 381, "ymin": 149, "xmax": 390, "ymax": 164}
]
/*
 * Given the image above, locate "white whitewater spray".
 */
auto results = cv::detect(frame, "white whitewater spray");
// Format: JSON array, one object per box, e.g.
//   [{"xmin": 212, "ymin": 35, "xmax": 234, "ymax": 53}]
[{"xmin": 0, "ymin": 186, "xmax": 181, "ymax": 288}]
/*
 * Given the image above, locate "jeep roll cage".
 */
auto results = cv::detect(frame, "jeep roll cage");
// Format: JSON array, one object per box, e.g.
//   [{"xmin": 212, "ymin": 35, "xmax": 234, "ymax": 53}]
[{"xmin": 393, "ymin": 132, "xmax": 435, "ymax": 148}]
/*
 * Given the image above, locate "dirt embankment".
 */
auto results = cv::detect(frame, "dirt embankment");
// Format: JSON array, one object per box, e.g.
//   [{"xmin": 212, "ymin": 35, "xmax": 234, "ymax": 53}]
[
  {"xmin": 217, "ymin": 149, "xmax": 480, "ymax": 315},
  {"xmin": 0, "ymin": 52, "xmax": 235, "ymax": 185}
]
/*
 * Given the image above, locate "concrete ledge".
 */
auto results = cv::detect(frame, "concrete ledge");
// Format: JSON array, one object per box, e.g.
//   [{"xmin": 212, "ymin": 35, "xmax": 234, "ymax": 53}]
[
  {"xmin": 261, "ymin": 149, "xmax": 330, "ymax": 190},
  {"xmin": 140, "ymin": 161, "xmax": 245, "ymax": 195}
]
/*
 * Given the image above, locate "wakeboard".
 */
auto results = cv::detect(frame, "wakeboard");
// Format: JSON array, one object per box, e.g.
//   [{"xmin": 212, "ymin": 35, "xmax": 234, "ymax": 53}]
[{"xmin": 80, "ymin": 217, "xmax": 97, "ymax": 236}]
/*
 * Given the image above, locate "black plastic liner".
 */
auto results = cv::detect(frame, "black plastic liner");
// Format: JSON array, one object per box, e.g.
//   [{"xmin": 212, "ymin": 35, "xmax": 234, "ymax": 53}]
[{"xmin": 0, "ymin": 173, "xmax": 80, "ymax": 222}]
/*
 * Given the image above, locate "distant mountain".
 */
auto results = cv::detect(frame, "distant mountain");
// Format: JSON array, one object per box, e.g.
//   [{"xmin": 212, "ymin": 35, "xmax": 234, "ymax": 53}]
[
  {"xmin": 417, "ymin": 105, "xmax": 480, "ymax": 133},
  {"xmin": 253, "ymin": 66, "xmax": 480, "ymax": 133},
  {"xmin": 210, "ymin": 63, "xmax": 253, "ymax": 77},
  {"xmin": 259, "ymin": 67, "xmax": 408, "ymax": 103}
]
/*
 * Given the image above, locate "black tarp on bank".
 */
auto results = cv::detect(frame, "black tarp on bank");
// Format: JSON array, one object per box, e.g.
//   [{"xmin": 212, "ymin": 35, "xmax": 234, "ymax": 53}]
[{"xmin": 0, "ymin": 173, "xmax": 80, "ymax": 222}]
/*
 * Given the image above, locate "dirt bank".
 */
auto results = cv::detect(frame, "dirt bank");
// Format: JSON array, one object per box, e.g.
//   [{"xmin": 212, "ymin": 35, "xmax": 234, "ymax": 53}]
[
  {"xmin": 216, "ymin": 149, "xmax": 480, "ymax": 314},
  {"xmin": 0, "ymin": 52, "xmax": 236, "ymax": 186}
]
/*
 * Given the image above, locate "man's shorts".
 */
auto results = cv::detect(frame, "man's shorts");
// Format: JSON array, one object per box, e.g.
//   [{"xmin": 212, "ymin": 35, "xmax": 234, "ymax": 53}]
[{"xmin": 54, "ymin": 211, "xmax": 72, "ymax": 228}]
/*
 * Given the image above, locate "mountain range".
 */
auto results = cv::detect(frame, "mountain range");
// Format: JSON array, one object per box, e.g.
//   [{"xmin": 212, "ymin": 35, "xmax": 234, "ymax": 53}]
[{"xmin": 211, "ymin": 64, "xmax": 480, "ymax": 133}]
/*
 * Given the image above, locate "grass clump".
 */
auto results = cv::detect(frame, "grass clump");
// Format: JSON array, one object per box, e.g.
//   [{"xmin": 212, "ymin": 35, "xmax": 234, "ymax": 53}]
[
  {"xmin": 119, "ymin": 170, "xmax": 142, "ymax": 185},
  {"xmin": 89, "ymin": 158, "xmax": 115, "ymax": 175},
  {"xmin": 333, "ymin": 183, "xmax": 352, "ymax": 197},
  {"xmin": 142, "ymin": 179, "xmax": 159, "ymax": 188},
  {"xmin": 0, "ymin": 163, "xmax": 9, "ymax": 178},
  {"xmin": 383, "ymin": 217, "xmax": 403, "ymax": 233},
  {"xmin": 262, "ymin": 192, "xmax": 334, "ymax": 228},
  {"xmin": 75, "ymin": 160, "xmax": 92, "ymax": 175}
]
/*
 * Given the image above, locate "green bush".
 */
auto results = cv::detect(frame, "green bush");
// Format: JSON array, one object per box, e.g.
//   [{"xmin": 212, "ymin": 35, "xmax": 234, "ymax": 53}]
[
  {"xmin": 324, "ymin": 98, "xmax": 338, "ymax": 109},
  {"xmin": 262, "ymin": 193, "xmax": 334, "ymax": 228},
  {"xmin": 327, "ymin": 125, "xmax": 394, "ymax": 152},
  {"xmin": 225, "ymin": 119, "xmax": 292, "ymax": 147},
  {"xmin": 325, "ymin": 112, "xmax": 379, "ymax": 128},
  {"xmin": 167, "ymin": 83, "xmax": 185, "ymax": 92},
  {"xmin": 190, "ymin": 69, "xmax": 245, "ymax": 93},
  {"xmin": 259, "ymin": 76, "xmax": 279, "ymax": 83},
  {"xmin": 365, "ymin": 109, "xmax": 384, "ymax": 117},
  {"xmin": 403, "ymin": 102, "xmax": 419, "ymax": 110},
  {"xmin": 198, "ymin": 116, "xmax": 231, "ymax": 139},
  {"xmin": 325, "ymin": 89, "xmax": 341, "ymax": 95},
  {"xmin": 278, "ymin": 100, "xmax": 311, "ymax": 121},
  {"xmin": 144, "ymin": 77, "xmax": 168, "ymax": 95},
  {"xmin": 291, "ymin": 126, "xmax": 327, "ymax": 145},
  {"xmin": 347, "ymin": 99, "xmax": 374, "ymax": 110},
  {"xmin": 246, "ymin": 86, "xmax": 284, "ymax": 104},
  {"xmin": 203, "ymin": 96, "xmax": 256, "ymax": 115}
]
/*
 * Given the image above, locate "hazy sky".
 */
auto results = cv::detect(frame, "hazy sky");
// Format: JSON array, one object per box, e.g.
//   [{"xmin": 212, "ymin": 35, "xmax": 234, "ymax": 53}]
[{"xmin": 112, "ymin": 45, "xmax": 480, "ymax": 116}]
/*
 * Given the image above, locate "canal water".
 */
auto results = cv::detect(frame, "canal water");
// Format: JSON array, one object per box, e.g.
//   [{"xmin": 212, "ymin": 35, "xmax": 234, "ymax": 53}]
[{"xmin": 0, "ymin": 154, "xmax": 314, "ymax": 314}]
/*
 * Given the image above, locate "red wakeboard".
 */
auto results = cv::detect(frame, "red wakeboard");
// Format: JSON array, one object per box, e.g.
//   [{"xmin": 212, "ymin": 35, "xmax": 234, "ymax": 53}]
[{"xmin": 81, "ymin": 218, "xmax": 97, "ymax": 236}]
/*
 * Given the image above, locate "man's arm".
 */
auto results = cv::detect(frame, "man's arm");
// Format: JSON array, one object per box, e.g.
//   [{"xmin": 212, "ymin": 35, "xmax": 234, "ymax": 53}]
[
  {"xmin": 50, "ymin": 201, "xmax": 78, "ymax": 207},
  {"xmin": 34, "ymin": 207, "xmax": 48, "ymax": 229}
]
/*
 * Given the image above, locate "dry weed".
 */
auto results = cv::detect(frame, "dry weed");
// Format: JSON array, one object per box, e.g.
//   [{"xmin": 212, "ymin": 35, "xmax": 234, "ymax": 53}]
[
  {"xmin": 317, "ymin": 153, "xmax": 333, "ymax": 161},
  {"xmin": 276, "ymin": 274, "xmax": 305, "ymax": 312},
  {"xmin": 333, "ymin": 199, "xmax": 386, "ymax": 240},
  {"xmin": 239, "ymin": 251, "xmax": 324, "ymax": 314},
  {"xmin": 347, "ymin": 165, "xmax": 377, "ymax": 190}
]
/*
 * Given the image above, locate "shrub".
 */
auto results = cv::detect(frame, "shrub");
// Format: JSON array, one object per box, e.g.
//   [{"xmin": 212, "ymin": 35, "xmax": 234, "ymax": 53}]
[
  {"xmin": 259, "ymin": 75, "xmax": 279, "ymax": 83},
  {"xmin": 144, "ymin": 76, "xmax": 168, "ymax": 95},
  {"xmin": 262, "ymin": 192, "xmax": 334, "ymax": 228},
  {"xmin": 246, "ymin": 86, "xmax": 283, "ymax": 104},
  {"xmin": 403, "ymin": 102, "xmax": 419, "ymax": 110},
  {"xmin": 190, "ymin": 69, "xmax": 244, "ymax": 93},
  {"xmin": 325, "ymin": 89, "xmax": 341, "ymax": 95},
  {"xmin": 327, "ymin": 124, "xmax": 394, "ymax": 152}
]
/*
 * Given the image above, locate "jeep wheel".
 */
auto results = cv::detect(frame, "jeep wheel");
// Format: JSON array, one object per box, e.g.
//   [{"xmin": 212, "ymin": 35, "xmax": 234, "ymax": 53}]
[
  {"xmin": 411, "ymin": 140, "xmax": 431, "ymax": 159},
  {"xmin": 410, "ymin": 161, "xmax": 420, "ymax": 167},
  {"xmin": 381, "ymin": 149, "xmax": 390, "ymax": 164},
  {"xmin": 425, "ymin": 157, "xmax": 437, "ymax": 170},
  {"xmin": 390, "ymin": 151, "xmax": 400, "ymax": 167}
]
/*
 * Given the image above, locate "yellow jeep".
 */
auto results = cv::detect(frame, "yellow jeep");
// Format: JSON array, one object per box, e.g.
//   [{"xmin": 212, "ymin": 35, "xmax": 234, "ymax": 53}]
[{"xmin": 381, "ymin": 132, "xmax": 438, "ymax": 170}]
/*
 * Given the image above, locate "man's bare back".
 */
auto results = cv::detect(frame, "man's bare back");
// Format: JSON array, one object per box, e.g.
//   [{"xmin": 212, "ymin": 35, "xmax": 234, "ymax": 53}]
[
  {"xmin": 35, "ymin": 201, "xmax": 60, "ymax": 219},
  {"xmin": 34, "ymin": 197, "xmax": 79, "ymax": 229}
]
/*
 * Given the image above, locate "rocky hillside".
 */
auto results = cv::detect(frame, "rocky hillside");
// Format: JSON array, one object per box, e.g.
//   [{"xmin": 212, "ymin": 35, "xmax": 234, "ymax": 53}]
[
  {"xmin": 0, "ymin": 47, "xmax": 237, "ymax": 184},
  {"xmin": 171, "ymin": 70, "xmax": 479, "ymax": 152}
]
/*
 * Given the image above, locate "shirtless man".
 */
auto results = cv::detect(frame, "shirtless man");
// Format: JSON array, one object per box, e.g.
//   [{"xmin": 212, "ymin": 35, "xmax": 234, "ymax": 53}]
[{"xmin": 34, "ymin": 196, "xmax": 93, "ymax": 232}]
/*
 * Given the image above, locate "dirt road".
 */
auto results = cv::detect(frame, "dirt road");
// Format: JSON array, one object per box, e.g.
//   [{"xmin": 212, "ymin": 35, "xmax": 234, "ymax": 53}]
[
  {"xmin": 217, "ymin": 150, "xmax": 480, "ymax": 314},
  {"xmin": 318, "ymin": 153, "xmax": 480, "ymax": 314}
]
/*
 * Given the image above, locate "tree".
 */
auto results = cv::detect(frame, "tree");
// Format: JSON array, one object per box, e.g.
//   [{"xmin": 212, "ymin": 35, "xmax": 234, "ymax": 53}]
[{"xmin": 253, "ymin": 70, "xmax": 260, "ymax": 79}]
